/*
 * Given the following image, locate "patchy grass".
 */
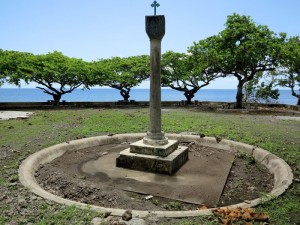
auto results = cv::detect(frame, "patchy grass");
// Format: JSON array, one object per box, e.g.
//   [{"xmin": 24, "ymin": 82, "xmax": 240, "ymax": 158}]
[
  {"xmin": 0, "ymin": 108, "xmax": 299, "ymax": 224},
  {"xmin": 36, "ymin": 205, "xmax": 102, "ymax": 225}
]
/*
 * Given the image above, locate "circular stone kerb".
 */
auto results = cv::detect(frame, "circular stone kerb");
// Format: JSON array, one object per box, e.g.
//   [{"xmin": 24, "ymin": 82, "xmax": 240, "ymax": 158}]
[{"xmin": 18, "ymin": 133, "xmax": 294, "ymax": 218}]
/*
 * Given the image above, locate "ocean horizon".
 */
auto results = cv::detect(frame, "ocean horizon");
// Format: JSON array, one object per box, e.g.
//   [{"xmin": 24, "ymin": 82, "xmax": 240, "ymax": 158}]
[{"xmin": 0, "ymin": 88, "xmax": 298, "ymax": 105}]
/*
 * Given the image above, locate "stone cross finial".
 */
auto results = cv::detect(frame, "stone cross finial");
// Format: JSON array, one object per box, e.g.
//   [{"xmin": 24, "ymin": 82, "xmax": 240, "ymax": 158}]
[{"xmin": 151, "ymin": 1, "xmax": 160, "ymax": 15}]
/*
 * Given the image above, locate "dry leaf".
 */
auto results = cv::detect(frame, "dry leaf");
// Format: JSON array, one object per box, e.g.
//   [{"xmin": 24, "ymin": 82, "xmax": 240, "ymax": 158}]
[
  {"xmin": 252, "ymin": 212, "xmax": 269, "ymax": 221},
  {"xmin": 222, "ymin": 208, "xmax": 230, "ymax": 216},
  {"xmin": 221, "ymin": 218, "xmax": 232, "ymax": 225},
  {"xmin": 197, "ymin": 205, "xmax": 208, "ymax": 210},
  {"xmin": 212, "ymin": 207, "xmax": 270, "ymax": 224},
  {"xmin": 228, "ymin": 210, "xmax": 241, "ymax": 219},
  {"xmin": 243, "ymin": 208, "xmax": 254, "ymax": 213},
  {"xmin": 242, "ymin": 211, "xmax": 253, "ymax": 221},
  {"xmin": 213, "ymin": 208, "xmax": 223, "ymax": 216}
]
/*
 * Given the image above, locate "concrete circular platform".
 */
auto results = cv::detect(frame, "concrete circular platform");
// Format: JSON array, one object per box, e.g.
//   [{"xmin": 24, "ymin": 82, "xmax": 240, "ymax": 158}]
[{"xmin": 19, "ymin": 133, "xmax": 293, "ymax": 218}]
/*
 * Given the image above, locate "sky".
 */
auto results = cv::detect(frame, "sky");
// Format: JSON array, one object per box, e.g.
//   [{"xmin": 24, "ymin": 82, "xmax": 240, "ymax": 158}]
[{"xmin": 1, "ymin": 0, "xmax": 300, "ymax": 89}]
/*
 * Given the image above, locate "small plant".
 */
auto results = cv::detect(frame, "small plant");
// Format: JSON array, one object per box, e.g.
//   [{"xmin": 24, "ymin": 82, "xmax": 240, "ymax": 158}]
[
  {"xmin": 260, "ymin": 192, "xmax": 276, "ymax": 203},
  {"xmin": 169, "ymin": 201, "xmax": 183, "ymax": 210},
  {"xmin": 150, "ymin": 199, "xmax": 159, "ymax": 206},
  {"xmin": 162, "ymin": 201, "xmax": 183, "ymax": 210},
  {"xmin": 237, "ymin": 152, "xmax": 256, "ymax": 165}
]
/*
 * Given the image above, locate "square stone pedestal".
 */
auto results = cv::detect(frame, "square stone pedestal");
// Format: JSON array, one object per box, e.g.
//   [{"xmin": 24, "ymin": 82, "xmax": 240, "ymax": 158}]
[
  {"xmin": 130, "ymin": 139, "xmax": 179, "ymax": 157},
  {"xmin": 116, "ymin": 140, "xmax": 189, "ymax": 175}
]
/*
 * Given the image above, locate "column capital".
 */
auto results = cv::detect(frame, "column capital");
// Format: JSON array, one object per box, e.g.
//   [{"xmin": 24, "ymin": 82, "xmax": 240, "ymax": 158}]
[{"xmin": 146, "ymin": 16, "xmax": 165, "ymax": 40}]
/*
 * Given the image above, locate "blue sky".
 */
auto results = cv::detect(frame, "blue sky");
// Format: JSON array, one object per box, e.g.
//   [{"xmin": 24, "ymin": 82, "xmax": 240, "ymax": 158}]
[{"xmin": 1, "ymin": 0, "xmax": 300, "ymax": 89}]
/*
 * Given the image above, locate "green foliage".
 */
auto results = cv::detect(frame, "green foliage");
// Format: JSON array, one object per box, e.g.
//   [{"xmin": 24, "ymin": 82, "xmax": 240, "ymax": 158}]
[
  {"xmin": 21, "ymin": 51, "xmax": 91, "ymax": 101},
  {"xmin": 1, "ymin": 50, "xmax": 91, "ymax": 101},
  {"xmin": 277, "ymin": 35, "xmax": 300, "ymax": 105},
  {"xmin": 219, "ymin": 14, "xmax": 281, "ymax": 71},
  {"xmin": 0, "ymin": 49, "xmax": 4, "ymax": 86},
  {"xmin": 188, "ymin": 35, "xmax": 226, "ymax": 74},
  {"xmin": 91, "ymin": 55, "xmax": 149, "ymax": 101},
  {"xmin": 0, "ymin": 49, "xmax": 32, "ymax": 86},
  {"xmin": 162, "ymin": 201, "xmax": 183, "ymax": 210},
  {"xmin": 254, "ymin": 81, "xmax": 280, "ymax": 103},
  {"xmin": 190, "ymin": 13, "xmax": 283, "ymax": 108},
  {"xmin": 237, "ymin": 152, "xmax": 256, "ymax": 165},
  {"xmin": 244, "ymin": 74, "xmax": 280, "ymax": 103},
  {"xmin": 161, "ymin": 51, "xmax": 221, "ymax": 104}
]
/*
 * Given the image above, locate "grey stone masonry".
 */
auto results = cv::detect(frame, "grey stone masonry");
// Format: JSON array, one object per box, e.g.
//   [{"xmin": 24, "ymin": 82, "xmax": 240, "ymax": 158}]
[
  {"xmin": 146, "ymin": 15, "xmax": 165, "ymax": 40},
  {"xmin": 144, "ymin": 15, "xmax": 167, "ymax": 145},
  {"xmin": 116, "ymin": 16, "xmax": 189, "ymax": 174},
  {"xmin": 130, "ymin": 139, "xmax": 178, "ymax": 157},
  {"xmin": 116, "ymin": 146, "xmax": 189, "ymax": 175}
]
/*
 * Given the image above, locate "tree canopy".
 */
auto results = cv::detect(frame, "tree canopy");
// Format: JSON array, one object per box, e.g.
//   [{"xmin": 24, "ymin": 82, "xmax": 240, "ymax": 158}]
[
  {"xmin": 0, "ymin": 49, "xmax": 31, "ymax": 87},
  {"xmin": 190, "ymin": 13, "xmax": 283, "ymax": 108},
  {"xmin": 0, "ymin": 49, "xmax": 5, "ymax": 86},
  {"xmin": 91, "ymin": 55, "xmax": 149, "ymax": 101},
  {"xmin": 277, "ymin": 36, "xmax": 300, "ymax": 105},
  {"xmin": 18, "ymin": 51, "xmax": 91, "ymax": 101},
  {"xmin": 162, "ymin": 50, "xmax": 221, "ymax": 104},
  {"xmin": 243, "ymin": 73, "xmax": 279, "ymax": 103}
]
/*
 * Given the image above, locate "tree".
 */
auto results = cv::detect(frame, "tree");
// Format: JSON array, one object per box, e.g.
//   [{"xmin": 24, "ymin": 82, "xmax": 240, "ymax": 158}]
[
  {"xmin": 243, "ymin": 74, "xmax": 280, "ymax": 103},
  {"xmin": 162, "ymin": 44, "xmax": 222, "ymax": 104},
  {"xmin": 277, "ymin": 36, "xmax": 300, "ymax": 105},
  {"xmin": 19, "ymin": 51, "xmax": 91, "ymax": 102},
  {"xmin": 0, "ymin": 49, "xmax": 30, "ymax": 86},
  {"xmin": 91, "ymin": 55, "xmax": 149, "ymax": 101},
  {"xmin": 199, "ymin": 14, "xmax": 282, "ymax": 108},
  {"xmin": 0, "ymin": 49, "xmax": 5, "ymax": 86}
]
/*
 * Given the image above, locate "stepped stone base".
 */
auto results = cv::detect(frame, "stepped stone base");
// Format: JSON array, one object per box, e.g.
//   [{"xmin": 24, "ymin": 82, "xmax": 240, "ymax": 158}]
[
  {"xmin": 130, "ymin": 139, "xmax": 178, "ymax": 157},
  {"xmin": 116, "ymin": 146, "xmax": 189, "ymax": 175}
]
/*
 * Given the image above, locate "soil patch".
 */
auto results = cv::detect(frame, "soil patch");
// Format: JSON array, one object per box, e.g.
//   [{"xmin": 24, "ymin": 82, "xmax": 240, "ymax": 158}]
[
  {"xmin": 81, "ymin": 143, "xmax": 234, "ymax": 206},
  {"xmin": 35, "ymin": 142, "xmax": 273, "ymax": 211}
]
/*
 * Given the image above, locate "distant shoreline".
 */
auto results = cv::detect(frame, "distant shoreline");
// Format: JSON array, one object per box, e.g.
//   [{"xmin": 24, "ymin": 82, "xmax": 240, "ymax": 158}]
[
  {"xmin": 0, "ymin": 87, "xmax": 291, "ymax": 90},
  {"xmin": 0, "ymin": 88, "xmax": 297, "ymax": 105}
]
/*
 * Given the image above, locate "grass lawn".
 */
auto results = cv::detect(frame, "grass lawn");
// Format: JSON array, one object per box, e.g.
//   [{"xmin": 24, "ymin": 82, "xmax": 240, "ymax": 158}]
[{"xmin": 0, "ymin": 108, "xmax": 299, "ymax": 224}]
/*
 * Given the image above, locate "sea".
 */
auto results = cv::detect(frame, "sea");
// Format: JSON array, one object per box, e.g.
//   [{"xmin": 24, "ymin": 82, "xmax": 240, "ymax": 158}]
[{"xmin": 0, "ymin": 88, "xmax": 297, "ymax": 105}]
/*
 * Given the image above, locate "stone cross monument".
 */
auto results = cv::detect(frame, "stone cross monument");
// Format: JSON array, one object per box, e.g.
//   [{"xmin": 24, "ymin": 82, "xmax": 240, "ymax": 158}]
[
  {"xmin": 116, "ymin": 2, "xmax": 188, "ymax": 175},
  {"xmin": 151, "ymin": 1, "xmax": 160, "ymax": 15},
  {"xmin": 143, "ymin": 15, "xmax": 168, "ymax": 146}
]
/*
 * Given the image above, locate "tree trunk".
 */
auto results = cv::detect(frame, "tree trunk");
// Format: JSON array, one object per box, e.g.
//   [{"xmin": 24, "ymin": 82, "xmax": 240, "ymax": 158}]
[
  {"xmin": 184, "ymin": 91, "xmax": 195, "ymax": 105},
  {"xmin": 291, "ymin": 91, "xmax": 300, "ymax": 106},
  {"xmin": 120, "ymin": 89, "xmax": 130, "ymax": 102},
  {"xmin": 53, "ymin": 94, "xmax": 62, "ymax": 102},
  {"xmin": 236, "ymin": 82, "xmax": 244, "ymax": 109}
]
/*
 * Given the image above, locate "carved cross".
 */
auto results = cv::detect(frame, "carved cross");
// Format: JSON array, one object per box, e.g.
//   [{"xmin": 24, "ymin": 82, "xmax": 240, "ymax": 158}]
[{"xmin": 151, "ymin": 1, "xmax": 160, "ymax": 15}]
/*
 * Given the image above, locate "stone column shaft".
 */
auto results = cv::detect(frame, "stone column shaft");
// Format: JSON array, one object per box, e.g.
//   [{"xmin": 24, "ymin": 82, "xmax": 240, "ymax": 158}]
[
  {"xmin": 149, "ymin": 38, "xmax": 162, "ymax": 136},
  {"xmin": 144, "ymin": 15, "xmax": 168, "ymax": 146}
]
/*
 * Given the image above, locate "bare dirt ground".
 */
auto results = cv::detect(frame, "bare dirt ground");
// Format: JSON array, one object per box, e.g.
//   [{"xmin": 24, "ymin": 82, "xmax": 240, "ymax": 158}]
[{"xmin": 35, "ymin": 142, "xmax": 274, "ymax": 211}]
